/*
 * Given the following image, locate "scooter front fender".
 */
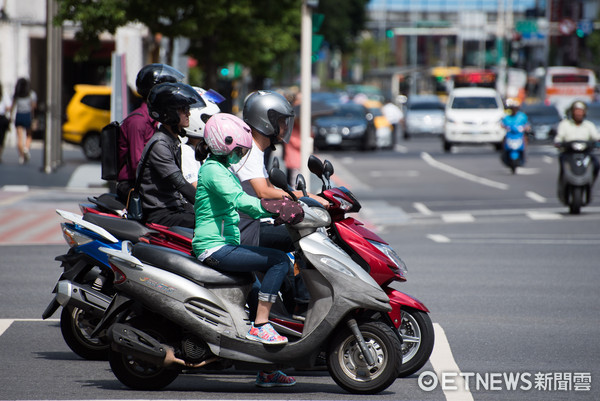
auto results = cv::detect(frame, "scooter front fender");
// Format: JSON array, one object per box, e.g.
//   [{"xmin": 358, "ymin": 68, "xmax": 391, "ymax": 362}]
[{"xmin": 385, "ymin": 288, "xmax": 430, "ymax": 328}]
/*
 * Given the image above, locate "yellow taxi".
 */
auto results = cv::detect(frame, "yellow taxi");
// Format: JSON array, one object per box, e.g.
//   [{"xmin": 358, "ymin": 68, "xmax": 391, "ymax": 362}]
[
  {"xmin": 362, "ymin": 99, "xmax": 393, "ymax": 149},
  {"xmin": 62, "ymin": 84, "xmax": 111, "ymax": 160}
]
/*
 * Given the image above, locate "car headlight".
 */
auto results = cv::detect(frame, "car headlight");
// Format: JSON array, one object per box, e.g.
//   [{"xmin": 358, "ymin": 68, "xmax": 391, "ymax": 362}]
[{"xmin": 368, "ymin": 240, "xmax": 408, "ymax": 275}]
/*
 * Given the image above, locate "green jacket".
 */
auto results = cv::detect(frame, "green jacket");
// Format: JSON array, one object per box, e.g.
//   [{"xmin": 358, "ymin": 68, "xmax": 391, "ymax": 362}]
[{"xmin": 192, "ymin": 157, "xmax": 272, "ymax": 255}]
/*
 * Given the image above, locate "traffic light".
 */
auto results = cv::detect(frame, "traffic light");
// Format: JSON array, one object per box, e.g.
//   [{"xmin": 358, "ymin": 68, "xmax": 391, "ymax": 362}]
[{"xmin": 386, "ymin": 29, "xmax": 394, "ymax": 38}]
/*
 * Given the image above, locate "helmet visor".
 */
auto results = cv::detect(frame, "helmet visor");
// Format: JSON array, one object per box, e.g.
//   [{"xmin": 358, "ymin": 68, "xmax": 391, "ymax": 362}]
[
  {"xmin": 156, "ymin": 64, "xmax": 185, "ymax": 83},
  {"xmin": 204, "ymin": 89, "xmax": 227, "ymax": 104},
  {"xmin": 269, "ymin": 111, "xmax": 294, "ymax": 144}
]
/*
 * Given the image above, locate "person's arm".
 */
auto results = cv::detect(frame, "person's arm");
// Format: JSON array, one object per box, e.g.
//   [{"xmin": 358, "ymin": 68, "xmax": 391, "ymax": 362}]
[{"xmin": 149, "ymin": 140, "xmax": 196, "ymax": 204}]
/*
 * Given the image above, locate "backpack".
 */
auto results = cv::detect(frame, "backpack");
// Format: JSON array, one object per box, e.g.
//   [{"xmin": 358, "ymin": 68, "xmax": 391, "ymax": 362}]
[{"xmin": 100, "ymin": 112, "xmax": 142, "ymax": 181}]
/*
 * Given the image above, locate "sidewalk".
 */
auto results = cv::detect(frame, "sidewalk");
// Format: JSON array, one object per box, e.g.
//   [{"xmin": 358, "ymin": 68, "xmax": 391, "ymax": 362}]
[{"xmin": 0, "ymin": 141, "xmax": 105, "ymax": 190}]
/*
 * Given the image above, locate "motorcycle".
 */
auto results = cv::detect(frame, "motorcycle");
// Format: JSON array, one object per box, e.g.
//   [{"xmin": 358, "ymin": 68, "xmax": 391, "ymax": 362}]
[
  {"xmin": 91, "ymin": 167, "xmax": 403, "ymax": 395},
  {"xmin": 500, "ymin": 123, "xmax": 527, "ymax": 174},
  {"xmin": 303, "ymin": 155, "xmax": 433, "ymax": 377},
  {"xmin": 556, "ymin": 140, "xmax": 599, "ymax": 214},
  {"xmin": 42, "ymin": 207, "xmax": 194, "ymax": 360}
]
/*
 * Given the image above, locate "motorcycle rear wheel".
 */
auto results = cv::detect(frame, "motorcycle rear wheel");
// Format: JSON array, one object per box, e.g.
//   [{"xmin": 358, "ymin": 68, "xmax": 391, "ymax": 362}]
[
  {"xmin": 60, "ymin": 305, "xmax": 109, "ymax": 360},
  {"xmin": 398, "ymin": 308, "xmax": 435, "ymax": 377},
  {"xmin": 569, "ymin": 187, "xmax": 583, "ymax": 214},
  {"xmin": 327, "ymin": 320, "xmax": 402, "ymax": 394},
  {"xmin": 108, "ymin": 321, "xmax": 179, "ymax": 390}
]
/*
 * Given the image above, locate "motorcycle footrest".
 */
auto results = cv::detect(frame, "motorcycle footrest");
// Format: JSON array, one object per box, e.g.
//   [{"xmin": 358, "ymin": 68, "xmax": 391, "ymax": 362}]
[{"xmin": 107, "ymin": 323, "xmax": 167, "ymax": 366}]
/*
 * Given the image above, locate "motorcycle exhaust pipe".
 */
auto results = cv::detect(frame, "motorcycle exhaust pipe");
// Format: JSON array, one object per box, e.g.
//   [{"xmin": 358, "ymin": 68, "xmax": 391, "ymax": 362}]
[
  {"xmin": 55, "ymin": 280, "xmax": 112, "ymax": 314},
  {"xmin": 107, "ymin": 323, "xmax": 168, "ymax": 367}
]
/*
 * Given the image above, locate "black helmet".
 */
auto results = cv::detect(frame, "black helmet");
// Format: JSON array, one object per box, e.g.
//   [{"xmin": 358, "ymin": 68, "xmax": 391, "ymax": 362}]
[
  {"xmin": 147, "ymin": 82, "xmax": 206, "ymax": 129},
  {"xmin": 135, "ymin": 64, "xmax": 184, "ymax": 99},
  {"xmin": 242, "ymin": 90, "xmax": 295, "ymax": 144}
]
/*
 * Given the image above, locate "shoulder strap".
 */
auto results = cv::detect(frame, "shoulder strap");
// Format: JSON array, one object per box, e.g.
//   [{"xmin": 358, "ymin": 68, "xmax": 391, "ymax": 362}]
[
  {"xmin": 132, "ymin": 139, "xmax": 159, "ymax": 193},
  {"xmin": 119, "ymin": 112, "xmax": 143, "ymax": 125}
]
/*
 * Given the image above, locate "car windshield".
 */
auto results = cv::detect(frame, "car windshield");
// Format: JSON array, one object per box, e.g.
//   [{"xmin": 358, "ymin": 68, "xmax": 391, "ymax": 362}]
[
  {"xmin": 332, "ymin": 104, "xmax": 365, "ymax": 119},
  {"xmin": 522, "ymin": 105, "xmax": 561, "ymax": 122},
  {"xmin": 451, "ymin": 96, "xmax": 500, "ymax": 109},
  {"xmin": 409, "ymin": 102, "xmax": 444, "ymax": 111}
]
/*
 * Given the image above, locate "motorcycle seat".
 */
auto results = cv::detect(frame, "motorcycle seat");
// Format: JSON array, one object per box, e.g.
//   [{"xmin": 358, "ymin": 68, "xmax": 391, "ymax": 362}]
[
  {"xmin": 132, "ymin": 242, "xmax": 254, "ymax": 286},
  {"xmin": 83, "ymin": 213, "xmax": 154, "ymax": 243}
]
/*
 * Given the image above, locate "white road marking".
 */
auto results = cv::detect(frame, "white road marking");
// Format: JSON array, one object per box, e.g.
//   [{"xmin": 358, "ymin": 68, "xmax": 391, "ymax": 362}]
[
  {"xmin": 0, "ymin": 318, "xmax": 60, "ymax": 336},
  {"xmin": 514, "ymin": 167, "xmax": 540, "ymax": 175},
  {"xmin": 441, "ymin": 213, "xmax": 475, "ymax": 223},
  {"xmin": 543, "ymin": 155, "xmax": 554, "ymax": 164},
  {"xmin": 427, "ymin": 234, "xmax": 451, "ymax": 243},
  {"xmin": 421, "ymin": 152, "xmax": 509, "ymax": 190},
  {"xmin": 414, "ymin": 202, "xmax": 433, "ymax": 215},
  {"xmin": 527, "ymin": 211, "xmax": 562, "ymax": 220},
  {"xmin": 525, "ymin": 191, "xmax": 547, "ymax": 203},
  {"xmin": 430, "ymin": 323, "xmax": 474, "ymax": 401}
]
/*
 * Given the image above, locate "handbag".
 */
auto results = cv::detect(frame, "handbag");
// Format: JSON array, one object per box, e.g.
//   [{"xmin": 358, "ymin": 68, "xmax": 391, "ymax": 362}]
[{"xmin": 126, "ymin": 140, "xmax": 158, "ymax": 221}]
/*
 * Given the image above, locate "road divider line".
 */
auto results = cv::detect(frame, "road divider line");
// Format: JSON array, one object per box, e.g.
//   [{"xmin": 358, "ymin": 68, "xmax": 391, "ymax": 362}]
[
  {"xmin": 430, "ymin": 323, "xmax": 474, "ymax": 401},
  {"xmin": 414, "ymin": 202, "xmax": 433, "ymax": 216},
  {"xmin": 0, "ymin": 319, "xmax": 12, "ymax": 337},
  {"xmin": 527, "ymin": 211, "xmax": 562, "ymax": 220},
  {"xmin": 442, "ymin": 213, "xmax": 475, "ymax": 223},
  {"xmin": 525, "ymin": 191, "xmax": 547, "ymax": 203},
  {"xmin": 427, "ymin": 234, "xmax": 451, "ymax": 243},
  {"xmin": 421, "ymin": 152, "xmax": 509, "ymax": 190}
]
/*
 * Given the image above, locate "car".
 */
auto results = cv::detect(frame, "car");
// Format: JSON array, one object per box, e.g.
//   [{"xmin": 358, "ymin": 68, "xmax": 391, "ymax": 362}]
[
  {"xmin": 312, "ymin": 103, "xmax": 377, "ymax": 151},
  {"xmin": 402, "ymin": 94, "xmax": 445, "ymax": 139},
  {"xmin": 520, "ymin": 103, "xmax": 562, "ymax": 141},
  {"xmin": 62, "ymin": 84, "xmax": 111, "ymax": 160},
  {"xmin": 362, "ymin": 99, "xmax": 393, "ymax": 149},
  {"xmin": 443, "ymin": 87, "xmax": 505, "ymax": 152}
]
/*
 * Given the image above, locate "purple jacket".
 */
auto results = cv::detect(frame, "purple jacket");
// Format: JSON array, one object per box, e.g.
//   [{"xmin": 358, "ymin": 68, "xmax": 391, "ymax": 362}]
[{"xmin": 117, "ymin": 103, "xmax": 157, "ymax": 182}]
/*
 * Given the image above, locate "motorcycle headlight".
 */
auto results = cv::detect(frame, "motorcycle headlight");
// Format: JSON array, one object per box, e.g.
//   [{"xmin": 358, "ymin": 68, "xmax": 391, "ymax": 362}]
[
  {"xmin": 333, "ymin": 194, "xmax": 353, "ymax": 212},
  {"xmin": 368, "ymin": 240, "xmax": 408, "ymax": 275}
]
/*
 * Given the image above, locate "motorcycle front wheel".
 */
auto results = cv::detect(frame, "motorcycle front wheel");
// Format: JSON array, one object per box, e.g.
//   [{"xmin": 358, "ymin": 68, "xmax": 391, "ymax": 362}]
[
  {"xmin": 398, "ymin": 308, "xmax": 435, "ymax": 377},
  {"xmin": 327, "ymin": 320, "xmax": 402, "ymax": 394},
  {"xmin": 60, "ymin": 305, "xmax": 109, "ymax": 360},
  {"xmin": 569, "ymin": 187, "xmax": 583, "ymax": 214}
]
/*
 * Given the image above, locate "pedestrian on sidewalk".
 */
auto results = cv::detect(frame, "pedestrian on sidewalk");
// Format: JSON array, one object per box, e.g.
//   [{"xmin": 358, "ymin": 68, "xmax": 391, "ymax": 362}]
[
  {"xmin": 0, "ymin": 83, "xmax": 11, "ymax": 163},
  {"xmin": 10, "ymin": 78, "xmax": 37, "ymax": 164}
]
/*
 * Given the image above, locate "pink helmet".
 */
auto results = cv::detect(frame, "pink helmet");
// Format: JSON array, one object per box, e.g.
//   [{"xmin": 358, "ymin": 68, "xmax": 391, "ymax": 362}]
[{"xmin": 204, "ymin": 113, "xmax": 252, "ymax": 156}]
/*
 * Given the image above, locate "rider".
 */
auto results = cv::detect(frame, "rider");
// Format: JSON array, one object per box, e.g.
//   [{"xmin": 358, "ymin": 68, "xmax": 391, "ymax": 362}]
[
  {"xmin": 180, "ymin": 88, "xmax": 222, "ymax": 187},
  {"xmin": 193, "ymin": 112, "xmax": 301, "ymax": 386},
  {"xmin": 554, "ymin": 100, "xmax": 600, "ymax": 182},
  {"xmin": 136, "ymin": 82, "xmax": 204, "ymax": 228},
  {"xmin": 116, "ymin": 63, "xmax": 184, "ymax": 203},
  {"xmin": 502, "ymin": 98, "xmax": 529, "ymax": 132}
]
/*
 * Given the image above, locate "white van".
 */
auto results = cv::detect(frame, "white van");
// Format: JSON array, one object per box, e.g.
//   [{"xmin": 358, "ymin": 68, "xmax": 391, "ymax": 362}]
[{"xmin": 443, "ymin": 87, "xmax": 505, "ymax": 152}]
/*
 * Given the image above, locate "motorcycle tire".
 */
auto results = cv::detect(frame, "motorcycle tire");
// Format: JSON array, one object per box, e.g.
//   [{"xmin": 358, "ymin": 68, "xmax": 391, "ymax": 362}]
[
  {"xmin": 398, "ymin": 308, "xmax": 435, "ymax": 378},
  {"xmin": 569, "ymin": 187, "xmax": 583, "ymax": 215},
  {"xmin": 327, "ymin": 320, "xmax": 402, "ymax": 394},
  {"xmin": 60, "ymin": 305, "xmax": 110, "ymax": 360},
  {"xmin": 108, "ymin": 320, "xmax": 179, "ymax": 390}
]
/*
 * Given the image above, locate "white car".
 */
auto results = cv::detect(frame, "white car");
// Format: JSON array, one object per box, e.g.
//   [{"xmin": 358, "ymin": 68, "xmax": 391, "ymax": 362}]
[{"xmin": 443, "ymin": 87, "xmax": 505, "ymax": 152}]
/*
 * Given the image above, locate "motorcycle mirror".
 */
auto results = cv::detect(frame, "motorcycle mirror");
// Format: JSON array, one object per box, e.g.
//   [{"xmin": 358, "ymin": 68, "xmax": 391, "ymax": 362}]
[
  {"xmin": 308, "ymin": 155, "xmax": 327, "ymax": 192},
  {"xmin": 296, "ymin": 174, "xmax": 308, "ymax": 197},
  {"xmin": 271, "ymin": 157, "xmax": 280, "ymax": 171},
  {"xmin": 269, "ymin": 167, "xmax": 297, "ymax": 201},
  {"xmin": 323, "ymin": 159, "xmax": 334, "ymax": 189}
]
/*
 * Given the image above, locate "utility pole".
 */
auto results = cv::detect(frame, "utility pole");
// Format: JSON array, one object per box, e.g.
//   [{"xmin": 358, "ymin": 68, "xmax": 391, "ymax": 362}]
[
  {"xmin": 300, "ymin": 0, "xmax": 317, "ymax": 191},
  {"xmin": 44, "ymin": 0, "xmax": 62, "ymax": 173}
]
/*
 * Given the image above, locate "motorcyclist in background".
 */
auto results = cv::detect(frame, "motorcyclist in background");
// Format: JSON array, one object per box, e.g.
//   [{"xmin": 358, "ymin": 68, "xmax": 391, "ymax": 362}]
[
  {"xmin": 116, "ymin": 63, "xmax": 184, "ymax": 203},
  {"xmin": 502, "ymin": 98, "xmax": 530, "ymax": 135},
  {"xmin": 554, "ymin": 100, "xmax": 600, "ymax": 183}
]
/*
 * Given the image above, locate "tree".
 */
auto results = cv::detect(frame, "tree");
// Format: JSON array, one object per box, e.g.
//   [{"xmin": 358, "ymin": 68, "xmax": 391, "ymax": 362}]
[
  {"xmin": 55, "ymin": 0, "xmax": 301, "ymax": 89},
  {"xmin": 316, "ymin": 0, "xmax": 369, "ymax": 53}
]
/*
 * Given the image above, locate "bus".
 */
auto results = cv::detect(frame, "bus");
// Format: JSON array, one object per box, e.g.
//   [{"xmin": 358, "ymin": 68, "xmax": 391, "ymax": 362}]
[
  {"xmin": 430, "ymin": 66, "xmax": 461, "ymax": 99},
  {"xmin": 545, "ymin": 66, "xmax": 596, "ymax": 115}
]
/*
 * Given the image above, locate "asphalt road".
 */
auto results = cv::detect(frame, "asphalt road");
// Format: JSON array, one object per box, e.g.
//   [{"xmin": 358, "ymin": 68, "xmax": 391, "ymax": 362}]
[{"xmin": 1, "ymin": 137, "xmax": 599, "ymax": 400}]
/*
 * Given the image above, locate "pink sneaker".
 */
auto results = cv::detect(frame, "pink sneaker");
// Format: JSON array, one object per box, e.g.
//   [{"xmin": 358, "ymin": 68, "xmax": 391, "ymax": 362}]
[
  {"xmin": 256, "ymin": 370, "xmax": 296, "ymax": 387},
  {"xmin": 246, "ymin": 323, "xmax": 288, "ymax": 345}
]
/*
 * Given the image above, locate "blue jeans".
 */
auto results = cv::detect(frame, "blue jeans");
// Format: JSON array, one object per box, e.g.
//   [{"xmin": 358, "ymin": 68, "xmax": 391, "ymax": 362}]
[{"xmin": 209, "ymin": 244, "xmax": 290, "ymax": 303}]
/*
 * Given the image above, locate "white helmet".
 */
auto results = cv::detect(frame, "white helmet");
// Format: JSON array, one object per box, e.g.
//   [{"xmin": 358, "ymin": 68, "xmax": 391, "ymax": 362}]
[{"xmin": 184, "ymin": 87, "xmax": 225, "ymax": 138}]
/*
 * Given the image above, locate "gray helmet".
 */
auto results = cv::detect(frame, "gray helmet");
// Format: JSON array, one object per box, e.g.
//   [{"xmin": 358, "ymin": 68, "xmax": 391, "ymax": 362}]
[
  {"xmin": 135, "ymin": 64, "xmax": 184, "ymax": 99},
  {"xmin": 242, "ymin": 90, "xmax": 295, "ymax": 144}
]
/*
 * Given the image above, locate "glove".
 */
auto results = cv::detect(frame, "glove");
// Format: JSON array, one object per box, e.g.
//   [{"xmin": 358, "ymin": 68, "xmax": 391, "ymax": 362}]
[{"xmin": 261, "ymin": 198, "xmax": 304, "ymax": 225}]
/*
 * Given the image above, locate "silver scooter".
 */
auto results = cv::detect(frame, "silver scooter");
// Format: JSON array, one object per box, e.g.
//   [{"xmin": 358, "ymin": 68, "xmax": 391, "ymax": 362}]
[{"xmin": 91, "ymin": 169, "xmax": 403, "ymax": 394}]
